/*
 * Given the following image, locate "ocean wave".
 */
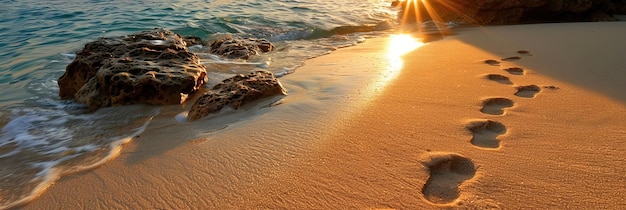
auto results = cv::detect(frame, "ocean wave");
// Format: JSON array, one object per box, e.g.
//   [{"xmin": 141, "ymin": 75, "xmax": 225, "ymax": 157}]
[{"xmin": 0, "ymin": 103, "xmax": 157, "ymax": 209}]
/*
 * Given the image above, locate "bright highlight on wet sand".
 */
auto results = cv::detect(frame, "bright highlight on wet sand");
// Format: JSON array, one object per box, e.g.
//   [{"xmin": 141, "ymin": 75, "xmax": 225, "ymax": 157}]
[
  {"xmin": 388, "ymin": 34, "xmax": 423, "ymax": 57},
  {"xmin": 386, "ymin": 34, "xmax": 423, "ymax": 74}
]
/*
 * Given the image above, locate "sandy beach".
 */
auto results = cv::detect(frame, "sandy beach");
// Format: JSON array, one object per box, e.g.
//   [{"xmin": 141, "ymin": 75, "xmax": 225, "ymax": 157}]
[{"xmin": 22, "ymin": 21, "xmax": 626, "ymax": 209}]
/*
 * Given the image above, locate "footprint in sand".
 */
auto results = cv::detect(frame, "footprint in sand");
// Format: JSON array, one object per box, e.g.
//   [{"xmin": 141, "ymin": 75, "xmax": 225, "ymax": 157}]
[
  {"xmin": 517, "ymin": 50, "xmax": 533, "ymax": 56},
  {"xmin": 504, "ymin": 67, "xmax": 525, "ymax": 75},
  {"xmin": 501, "ymin": 56, "xmax": 521, "ymax": 61},
  {"xmin": 481, "ymin": 98, "xmax": 514, "ymax": 115},
  {"xmin": 466, "ymin": 120, "xmax": 506, "ymax": 149},
  {"xmin": 514, "ymin": 85, "xmax": 541, "ymax": 98},
  {"xmin": 484, "ymin": 59, "xmax": 500, "ymax": 66},
  {"xmin": 543, "ymin": 85, "xmax": 560, "ymax": 90},
  {"xmin": 421, "ymin": 152, "xmax": 476, "ymax": 205},
  {"xmin": 484, "ymin": 74, "xmax": 512, "ymax": 85}
]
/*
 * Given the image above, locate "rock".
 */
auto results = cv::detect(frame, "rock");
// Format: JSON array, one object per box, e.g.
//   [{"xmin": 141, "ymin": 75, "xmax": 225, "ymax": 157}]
[
  {"xmin": 618, "ymin": 1, "xmax": 626, "ymax": 13},
  {"xmin": 209, "ymin": 35, "xmax": 274, "ymax": 59},
  {"xmin": 393, "ymin": 0, "xmax": 626, "ymax": 25},
  {"xmin": 546, "ymin": 0, "xmax": 593, "ymax": 12},
  {"xmin": 187, "ymin": 70, "xmax": 287, "ymax": 121},
  {"xmin": 58, "ymin": 28, "xmax": 207, "ymax": 110},
  {"xmin": 183, "ymin": 36, "xmax": 204, "ymax": 46}
]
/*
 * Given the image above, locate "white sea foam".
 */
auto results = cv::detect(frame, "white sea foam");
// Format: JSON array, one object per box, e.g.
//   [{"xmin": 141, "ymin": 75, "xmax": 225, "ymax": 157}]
[
  {"xmin": 187, "ymin": 44, "xmax": 204, "ymax": 51},
  {"xmin": 175, "ymin": 111, "xmax": 188, "ymax": 123},
  {"xmin": 60, "ymin": 53, "xmax": 76, "ymax": 60},
  {"xmin": 149, "ymin": 40, "xmax": 166, "ymax": 45},
  {"xmin": 0, "ymin": 103, "xmax": 158, "ymax": 209}
]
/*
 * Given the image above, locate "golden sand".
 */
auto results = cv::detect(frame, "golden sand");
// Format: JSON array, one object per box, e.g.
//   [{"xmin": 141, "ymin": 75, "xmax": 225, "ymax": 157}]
[{"xmin": 25, "ymin": 22, "xmax": 626, "ymax": 209}]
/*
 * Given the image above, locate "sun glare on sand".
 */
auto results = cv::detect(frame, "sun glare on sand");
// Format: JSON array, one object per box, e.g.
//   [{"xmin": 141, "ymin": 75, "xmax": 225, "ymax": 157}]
[
  {"xmin": 387, "ymin": 34, "xmax": 423, "ymax": 72},
  {"xmin": 357, "ymin": 34, "xmax": 423, "ymax": 108},
  {"xmin": 388, "ymin": 34, "xmax": 423, "ymax": 57}
]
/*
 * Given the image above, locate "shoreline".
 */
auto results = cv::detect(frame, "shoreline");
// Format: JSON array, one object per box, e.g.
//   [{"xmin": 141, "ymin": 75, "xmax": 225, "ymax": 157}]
[{"xmin": 23, "ymin": 22, "xmax": 626, "ymax": 209}]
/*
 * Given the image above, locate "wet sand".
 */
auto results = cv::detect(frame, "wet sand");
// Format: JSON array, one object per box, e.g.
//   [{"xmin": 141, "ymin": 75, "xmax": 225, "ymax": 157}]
[{"xmin": 24, "ymin": 22, "xmax": 626, "ymax": 209}]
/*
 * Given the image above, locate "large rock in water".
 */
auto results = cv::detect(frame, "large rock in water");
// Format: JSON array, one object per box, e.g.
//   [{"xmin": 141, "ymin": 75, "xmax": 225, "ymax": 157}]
[
  {"xmin": 394, "ymin": 0, "xmax": 626, "ymax": 25},
  {"xmin": 187, "ymin": 71, "xmax": 287, "ymax": 121},
  {"xmin": 58, "ymin": 28, "xmax": 207, "ymax": 110}
]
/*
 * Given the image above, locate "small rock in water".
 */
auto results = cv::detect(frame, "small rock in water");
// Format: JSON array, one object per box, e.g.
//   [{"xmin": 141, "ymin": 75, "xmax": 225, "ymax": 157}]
[
  {"xmin": 209, "ymin": 35, "xmax": 274, "ymax": 59},
  {"xmin": 187, "ymin": 70, "xmax": 287, "ymax": 121}
]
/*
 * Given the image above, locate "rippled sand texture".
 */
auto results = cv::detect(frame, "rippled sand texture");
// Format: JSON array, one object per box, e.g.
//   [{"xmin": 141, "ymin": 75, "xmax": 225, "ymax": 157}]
[{"xmin": 25, "ymin": 22, "xmax": 626, "ymax": 209}]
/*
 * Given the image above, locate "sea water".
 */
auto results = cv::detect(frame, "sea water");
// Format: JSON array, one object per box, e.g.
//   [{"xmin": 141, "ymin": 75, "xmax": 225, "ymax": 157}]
[{"xmin": 0, "ymin": 0, "xmax": 448, "ymax": 208}]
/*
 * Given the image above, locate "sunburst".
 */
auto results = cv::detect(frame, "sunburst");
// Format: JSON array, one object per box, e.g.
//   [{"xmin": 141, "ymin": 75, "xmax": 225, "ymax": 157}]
[
  {"xmin": 397, "ymin": 0, "xmax": 476, "ymax": 27},
  {"xmin": 398, "ymin": 0, "xmax": 444, "ymax": 26}
]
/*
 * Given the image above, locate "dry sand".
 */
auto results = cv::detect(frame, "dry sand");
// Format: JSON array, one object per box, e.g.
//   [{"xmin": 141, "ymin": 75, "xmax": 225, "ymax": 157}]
[{"xmin": 23, "ymin": 22, "xmax": 626, "ymax": 209}]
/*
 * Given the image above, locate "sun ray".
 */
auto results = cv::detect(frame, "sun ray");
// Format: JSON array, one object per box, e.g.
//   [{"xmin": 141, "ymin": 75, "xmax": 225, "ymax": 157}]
[
  {"xmin": 397, "ymin": 0, "xmax": 477, "ymax": 25},
  {"xmin": 395, "ymin": 0, "xmax": 473, "ymax": 39},
  {"xmin": 424, "ymin": 0, "xmax": 480, "ymax": 24},
  {"xmin": 411, "ymin": 0, "xmax": 423, "ymax": 25},
  {"xmin": 420, "ymin": 0, "xmax": 445, "ymax": 26},
  {"xmin": 398, "ymin": 0, "xmax": 421, "ymax": 25}
]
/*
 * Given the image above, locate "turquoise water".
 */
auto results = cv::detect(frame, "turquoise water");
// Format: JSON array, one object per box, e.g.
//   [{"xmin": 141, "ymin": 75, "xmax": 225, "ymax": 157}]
[{"xmin": 0, "ymin": 0, "xmax": 402, "ymax": 208}]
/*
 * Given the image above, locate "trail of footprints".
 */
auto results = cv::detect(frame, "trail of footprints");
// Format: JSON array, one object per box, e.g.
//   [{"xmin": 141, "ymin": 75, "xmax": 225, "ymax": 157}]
[
  {"xmin": 421, "ymin": 50, "xmax": 558, "ymax": 205},
  {"xmin": 474, "ymin": 50, "xmax": 541, "ymax": 149}
]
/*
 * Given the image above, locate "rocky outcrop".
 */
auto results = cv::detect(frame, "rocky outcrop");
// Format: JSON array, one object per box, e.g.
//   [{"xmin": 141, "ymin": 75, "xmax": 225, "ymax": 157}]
[
  {"xmin": 187, "ymin": 71, "xmax": 287, "ymax": 121},
  {"xmin": 58, "ymin": 28, "xmax": 207, "ymax": 110},
  {"xmin": 58, "ymin": 29, "xmax": 286, "ymax": 119},
  {"xmin": 393, "ymin": 0, "xmax": 626, "ymax": 25},
  {"xmin": 209, "ymin": 35, "xmax": 274, "ymax": 59}
]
